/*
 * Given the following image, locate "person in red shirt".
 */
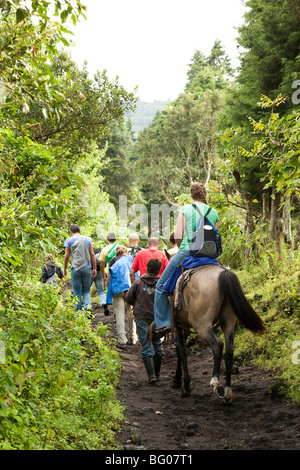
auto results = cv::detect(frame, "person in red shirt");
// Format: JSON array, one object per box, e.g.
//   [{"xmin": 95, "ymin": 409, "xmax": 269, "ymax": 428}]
[{"xmin": 130, "ymin": 237, "xmax": 168, "ymax": 283}]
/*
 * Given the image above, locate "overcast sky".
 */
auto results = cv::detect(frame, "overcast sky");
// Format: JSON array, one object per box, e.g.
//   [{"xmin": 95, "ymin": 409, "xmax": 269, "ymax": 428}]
[{"xmin": 69, "ymin": 0, "xmax": 247, "ymax": 102}]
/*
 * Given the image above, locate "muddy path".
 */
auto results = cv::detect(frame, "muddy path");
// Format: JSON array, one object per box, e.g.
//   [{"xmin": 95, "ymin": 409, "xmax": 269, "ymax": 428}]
[{"xmin": 91, "ymin": 302, "xmax": 300, "ymax": 451}]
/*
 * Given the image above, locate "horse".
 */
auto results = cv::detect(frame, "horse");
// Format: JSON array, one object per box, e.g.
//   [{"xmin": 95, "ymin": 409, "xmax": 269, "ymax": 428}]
[{"xmin": 168, "ymin": 262, "xmax": 266, "ymax": 404}]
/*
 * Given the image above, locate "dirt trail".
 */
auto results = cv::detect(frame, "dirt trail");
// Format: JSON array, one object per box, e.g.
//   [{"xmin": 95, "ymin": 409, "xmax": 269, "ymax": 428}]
[{"xmin": 91, "ymin": 303, "xmax": 300, "ymax": 451}]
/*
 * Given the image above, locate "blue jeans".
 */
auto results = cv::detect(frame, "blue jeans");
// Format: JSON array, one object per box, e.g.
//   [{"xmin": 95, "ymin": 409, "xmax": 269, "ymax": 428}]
[
  {"xmin": 92, "ymin": 272, "xmax": 106, "ymax": 305},
  {"xmin": 71, "ymin": 265, "xmax": 92, "ymax": 311},
  {"xmin": 154, "ymin": 249, "xmax": 191, "ymax": 330},
  {"xmin": 135, "ymin": 319, "xmax": 163, "ymax": 359}
]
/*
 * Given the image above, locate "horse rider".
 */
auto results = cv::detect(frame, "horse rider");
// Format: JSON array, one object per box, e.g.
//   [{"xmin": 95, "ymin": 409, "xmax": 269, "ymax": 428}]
[{"xmin": 151, "ymin": 182, "xmax": 220, "ymax": 339}]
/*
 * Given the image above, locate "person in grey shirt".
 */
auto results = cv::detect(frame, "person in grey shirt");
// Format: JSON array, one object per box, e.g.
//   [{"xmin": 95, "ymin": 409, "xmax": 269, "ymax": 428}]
[{"xmin": 63, "ymin": 224, "xmax": 97, "ymax": 312}]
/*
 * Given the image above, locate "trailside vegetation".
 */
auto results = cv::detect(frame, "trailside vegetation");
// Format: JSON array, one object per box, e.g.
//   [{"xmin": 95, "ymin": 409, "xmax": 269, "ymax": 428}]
[
  {"xmin": 0, "ymin": 283, "xmax": 123, "ymax": 449},
  {"xmin": 0, "ymin": 0, "xmax": 136, "ymax": 449}
]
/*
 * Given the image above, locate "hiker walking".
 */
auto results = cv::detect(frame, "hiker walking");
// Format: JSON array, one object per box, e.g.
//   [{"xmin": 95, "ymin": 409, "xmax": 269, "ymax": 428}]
[
  {"xmin": 128, "ymin": 232, "xmax": 143, "ymax": 260},
  {"xmin": 130, "ymin": 237, "xmax": 168, "ymax": 283},
  {"xmin": 106, "ymin": 245, "xmax": 133, "ymax": 349},
  {"xmin": 63, "ymin": 224, "xmax": 97, "ymax": 312},
  {"xmin": 92, "ymin": 246, "xmax": 109, "ymax": 316},
  {"xmin": 99, "ymin": 232, "xmax": 119, "ymax": 286},
  {"xmin": 126, "ymin": 232, "xmax": 142, "ymax": 344},
  {"xmin": 126, "ymin": 258, "xmax": 163, "ymax": 384},
  {"xmin": 41, "ymin": 254, "xmax": 63, "ymax": 291}
]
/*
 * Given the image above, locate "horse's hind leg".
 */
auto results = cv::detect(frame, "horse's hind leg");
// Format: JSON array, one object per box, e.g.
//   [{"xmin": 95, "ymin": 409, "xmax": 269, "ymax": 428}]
[
  {"xmin": 173, "ymin": 344, "xmax": 182, "ymax": 389},
  {"xmin": 175, "ymin": 327, "xmax": 191, "ymax": 397},
  {"xmin": 223, "ymin": 330, "xmax": 234, "ymax": 404},
  {"xmin": 197, "ymin": 326, "xmax": 224, "ymax": 395},
  {"xmin": 221, "ymin": 319, "xmax": 236, "ymax": 404}
]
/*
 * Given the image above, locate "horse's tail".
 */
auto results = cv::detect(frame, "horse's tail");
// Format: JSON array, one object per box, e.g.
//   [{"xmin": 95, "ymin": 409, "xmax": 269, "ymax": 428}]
[{"xmin": 219, "ymin": 269, "xmax": 266, "ymax": 333}]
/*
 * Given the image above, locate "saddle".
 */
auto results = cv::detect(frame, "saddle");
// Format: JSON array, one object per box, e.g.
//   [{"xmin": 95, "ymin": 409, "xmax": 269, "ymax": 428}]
[{"xmin": 174, "ymin": 266, "xmax": 207, "ymax": 311}]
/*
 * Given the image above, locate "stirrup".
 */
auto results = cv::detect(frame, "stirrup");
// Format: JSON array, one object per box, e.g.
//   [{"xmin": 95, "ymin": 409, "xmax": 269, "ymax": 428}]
[
  {"xmin": 147, "ymin": 321, "xmax": 155, "ymax": 344},
  {"xmin": 152, "ymin": 326, "xmax": 172, "ymax": 340}
]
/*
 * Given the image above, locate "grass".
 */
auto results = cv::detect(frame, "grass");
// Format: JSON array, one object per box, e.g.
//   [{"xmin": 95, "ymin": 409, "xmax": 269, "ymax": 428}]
[{"xmin": 234, "ymin": 255, "xmax": 300, "ymax": 405}]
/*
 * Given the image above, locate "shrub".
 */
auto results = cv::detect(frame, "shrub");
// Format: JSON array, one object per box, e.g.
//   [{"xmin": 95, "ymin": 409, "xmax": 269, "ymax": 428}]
[{"xmin": 0, "ymin": 277, "xmax": 123, "ymax": 449}]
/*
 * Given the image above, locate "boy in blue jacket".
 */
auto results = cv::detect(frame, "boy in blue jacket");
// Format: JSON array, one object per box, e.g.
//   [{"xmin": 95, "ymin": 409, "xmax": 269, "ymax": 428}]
[{"xmin": 106, "ymin": 245, "xmax": 133, "ymax": 348}]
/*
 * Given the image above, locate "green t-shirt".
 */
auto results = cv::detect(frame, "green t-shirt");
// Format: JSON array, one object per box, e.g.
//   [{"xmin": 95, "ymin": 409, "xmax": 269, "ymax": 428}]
[{"xmin": 179, "ymin": 202, "xmax": 220, "ymax": 250}]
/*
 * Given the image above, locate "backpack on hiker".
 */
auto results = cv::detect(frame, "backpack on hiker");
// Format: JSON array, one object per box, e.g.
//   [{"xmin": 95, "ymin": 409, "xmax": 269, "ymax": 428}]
[
  {"xmin": 105, "ymin": 242, "xmax": 118, "ymax": 265},
  {"xmin": 45, "ymin": 265, "xmax": 59, "ymax": 287},
  {"xmin": 95, "ymin": 252, "xmax": 101, "ymax": 271},
  {"xmin": 130, "ymin": 245, "xmax": 142, "ymax": 259},
  {"xmin": 186, "ymin": 204, "xmax": 222, "ymax": 259}
]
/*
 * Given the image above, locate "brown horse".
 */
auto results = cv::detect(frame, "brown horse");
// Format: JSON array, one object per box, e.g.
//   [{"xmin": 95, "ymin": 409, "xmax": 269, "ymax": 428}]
[{"xmin": 171, "ymin": 264, "xmax": 266, "ymax": 403}]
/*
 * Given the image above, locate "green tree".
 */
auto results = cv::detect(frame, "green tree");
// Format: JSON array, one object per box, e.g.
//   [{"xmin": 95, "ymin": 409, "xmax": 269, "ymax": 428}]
[
  {"xmin": 245, "ymin": 95, "xmax": 300, "ymax": 251},
  {"xmin": 0, "ymin": 0, "xmax": 87, "ymax": 120},
  {"xmin": 0, "ymin": 0, "xmax": 137, "ymax": 274},
  {"xmin": 224, "ymin": 0, "xmax": 300, "ymax": 127},
  {"xmin": 24, "ymin": 52, "xmax": 137, "ymax": 161},
  {"xmin": 186, "ymin": 40, "xmax": 232, "ymax": 94},
  {"xmin": 100, "ymin": 119, "xmax": 142, "ymax": 207},
  {"xmin": 220, "ymin": 95, "xmax": 300, "ymax": 259},
  {"xmin": 134, "ymin": 42, "xmax": 229, "ymax": 205}
]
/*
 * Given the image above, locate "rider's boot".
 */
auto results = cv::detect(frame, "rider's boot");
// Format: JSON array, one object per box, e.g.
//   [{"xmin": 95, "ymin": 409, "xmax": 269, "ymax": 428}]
[{"xmin": 142, "ymin": 356, "xmax": 156, "ymax": 384}]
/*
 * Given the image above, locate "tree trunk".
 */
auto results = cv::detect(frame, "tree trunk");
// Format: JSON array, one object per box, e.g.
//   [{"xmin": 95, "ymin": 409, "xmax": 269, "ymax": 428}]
[
  {"xmin": 294, "ymin": 195, "xmax": 300, "ymax": 250},
  {"xmin": 245, "ymin": 195, "xmax": 258, "ymax": 260},
  {"xmin": 282, "ymin": 196, "xmax": 292, "ymax": 248},
  {"xmin": 262, "ymin": 191, "xmax": 270, "ymax": 222},
  {"xmin": 294, "ymin": 215, "xmax": 300, "ymax": 250},
  {"xmin": 232, "ymin": 169, "xmax": 257, "ymax": 260},
  {"xmin": 269, "ymin": 190, "xmax": 282, "ymax": 259}
]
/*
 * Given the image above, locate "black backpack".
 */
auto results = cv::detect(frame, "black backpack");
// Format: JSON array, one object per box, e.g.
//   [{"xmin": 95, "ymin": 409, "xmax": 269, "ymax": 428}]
[
  {"xmin": 186, "ymin": 204, "xmax": 222, "ymax": 259},
  {"xmin": 130, "ymin": 245, "xmax": 142, "ymax": 258},
  {"xmin": 94, "ymin": 249, "xmax": 101, "ymax": 271}
]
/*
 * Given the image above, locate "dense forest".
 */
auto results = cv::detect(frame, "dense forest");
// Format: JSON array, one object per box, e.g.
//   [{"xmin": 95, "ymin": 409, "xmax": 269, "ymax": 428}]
[{"xmin": 0, "ymin": 0, "xmax": 299, "ymax": 450}]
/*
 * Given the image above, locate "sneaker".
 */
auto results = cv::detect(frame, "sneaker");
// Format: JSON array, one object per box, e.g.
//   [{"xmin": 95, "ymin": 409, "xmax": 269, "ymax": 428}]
[
  {"xmin": 116, "ymin": 343, "xmax": 127, "ymax": 351},
  {"xmin": 102, "ymin": 303, "xmax": 110, "ymax": 316}
]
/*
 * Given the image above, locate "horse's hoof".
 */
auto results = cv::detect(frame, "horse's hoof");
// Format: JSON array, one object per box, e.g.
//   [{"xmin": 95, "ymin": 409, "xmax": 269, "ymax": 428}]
[
  {"xmin": 181, "ymin": 389, "xmax": 191, "ymax": 398},
  {"xmin": 214, "ymin": 385, "xmax": 226, "ymax": 399},
  {"xmin": 172, "ymin": 383, "xmax": 181, "ymax": 389},
  {"xmin": 222, "ymin": 396, "xmax": 232, "ymax": 405},
  {"xmin": 172, "ymin": 379, "xmax": 182, "ymax": 389},
  {"xmin": 222, "ymin": 386, "xmax": 232, "ymax": 404}
]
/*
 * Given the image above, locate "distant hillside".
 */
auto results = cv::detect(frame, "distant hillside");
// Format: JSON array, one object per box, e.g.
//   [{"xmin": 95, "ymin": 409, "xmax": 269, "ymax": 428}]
[{"xmin": 127, "ymin": 100, "xmax": 170, "ymax": 136}]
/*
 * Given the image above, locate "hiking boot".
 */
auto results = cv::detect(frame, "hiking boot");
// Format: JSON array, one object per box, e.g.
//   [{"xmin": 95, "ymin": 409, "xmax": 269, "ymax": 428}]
[{"xmin": 142, "ymin": 356, "xmax": 156, "ymax": 384}]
